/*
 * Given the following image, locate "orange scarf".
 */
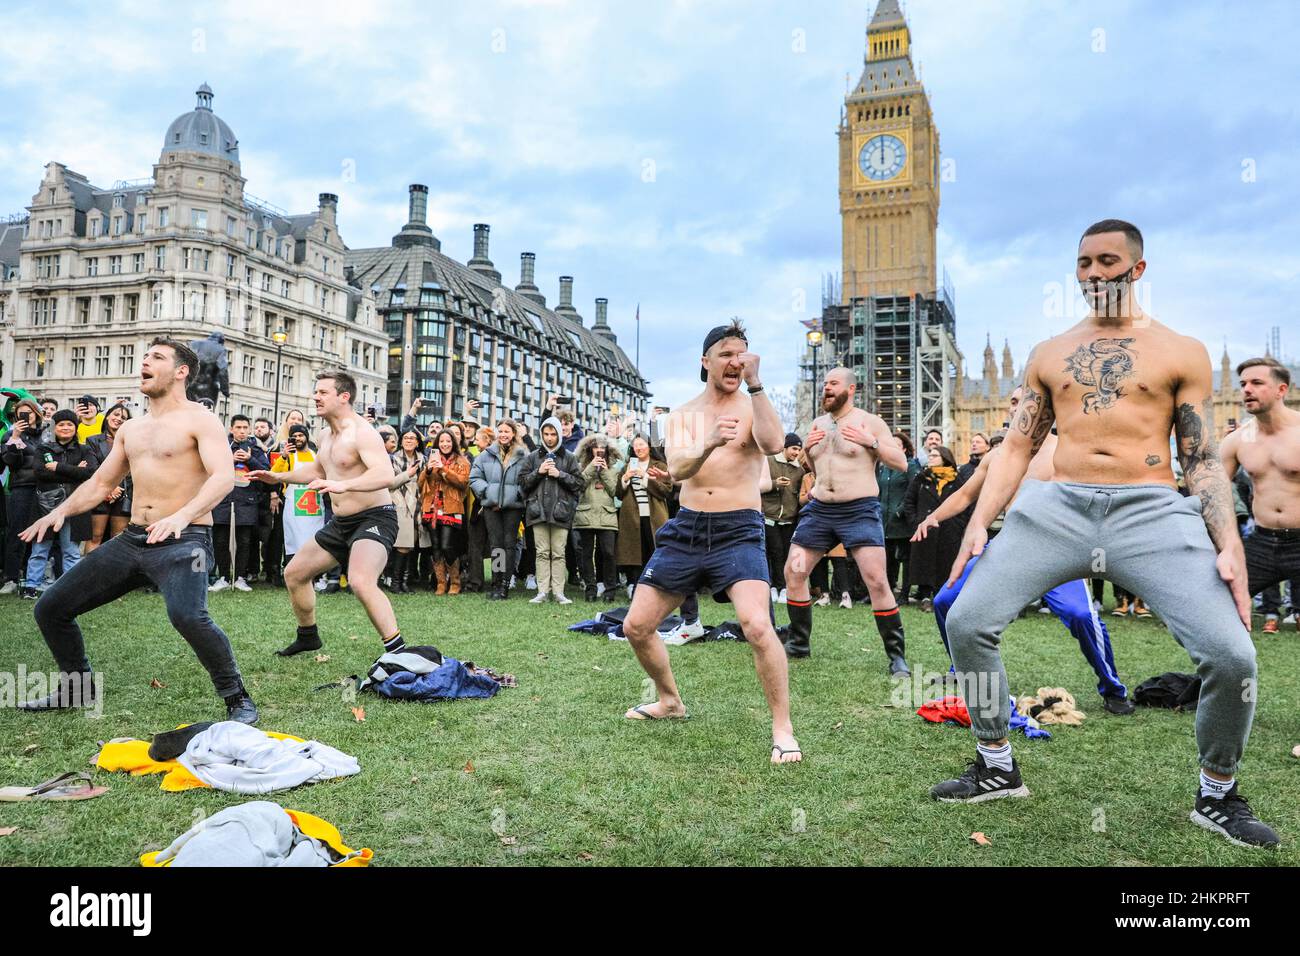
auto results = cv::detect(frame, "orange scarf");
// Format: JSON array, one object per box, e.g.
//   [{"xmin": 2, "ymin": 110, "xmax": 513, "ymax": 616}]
[{"xmin": 931, "ymin": 465, "xmax": 957, "ymax": 495}]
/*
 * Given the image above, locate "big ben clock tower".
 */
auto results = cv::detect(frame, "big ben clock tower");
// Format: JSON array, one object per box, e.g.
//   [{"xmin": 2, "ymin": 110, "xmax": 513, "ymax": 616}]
[{"xmin": 839, "ymin": 0, "xmax": 939, "ymax": 300}]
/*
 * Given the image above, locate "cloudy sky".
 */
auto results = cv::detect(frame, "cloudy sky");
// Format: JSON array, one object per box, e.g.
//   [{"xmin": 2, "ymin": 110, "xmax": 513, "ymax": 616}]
[{"xmin": 2, "ymin": 0, "xmax": 1297, "ymax": 409}]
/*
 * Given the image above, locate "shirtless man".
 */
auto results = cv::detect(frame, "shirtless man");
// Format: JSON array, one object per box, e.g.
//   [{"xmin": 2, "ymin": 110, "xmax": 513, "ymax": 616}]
[
  {"xmin": 249, "ymin": 369, "xmax": 405, "ymax": 658},
  {"xmin": 18, "ymin": 338, "xmax": 258, "ymax": 723},
  {"xmin": 931, "ymin": 219, "xmax": 1278, "ymax": 849},
  {"xmin": 914, "ymin": 387, "xmax": 1132, "ymax": 714},
  {"xmin": 781, "ymin": 368, "xmax": 910, "ymax": 674},
  {"xmin": 620, "ymin": 321, "xmax": 800, "ymax": 764},
  {"xmin": 1221, "ymin": 356, "xmax": 1300, "ymax": 635}
]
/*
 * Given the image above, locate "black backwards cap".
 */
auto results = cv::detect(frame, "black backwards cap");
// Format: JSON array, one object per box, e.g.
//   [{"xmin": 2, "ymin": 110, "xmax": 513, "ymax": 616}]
[{"xmin": 700, "ymin": 325, "xmax": 748, "ymax": 382}]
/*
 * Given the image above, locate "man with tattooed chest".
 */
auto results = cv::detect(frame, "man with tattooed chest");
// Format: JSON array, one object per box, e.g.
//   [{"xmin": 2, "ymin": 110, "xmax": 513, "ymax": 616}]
[{"xmin": 929, "ymin": 219, "xmax": 1278, "ymax": 849}]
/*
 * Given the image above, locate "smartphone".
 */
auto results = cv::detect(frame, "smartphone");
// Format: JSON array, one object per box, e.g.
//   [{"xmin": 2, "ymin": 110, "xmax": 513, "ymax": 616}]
[{"xmin": 555, "ymin": 396, "xmax": 573, "ymax": 406}]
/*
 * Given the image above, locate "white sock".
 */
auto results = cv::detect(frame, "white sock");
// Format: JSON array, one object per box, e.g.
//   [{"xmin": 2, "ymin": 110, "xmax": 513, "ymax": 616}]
[
  {"xmin": 1199, "ymin": 771, "xmax": 1234, "ymax": 800},
  {"xmin": 977, "ymin": 742, "xmax": 1013, "ymax": 772}
]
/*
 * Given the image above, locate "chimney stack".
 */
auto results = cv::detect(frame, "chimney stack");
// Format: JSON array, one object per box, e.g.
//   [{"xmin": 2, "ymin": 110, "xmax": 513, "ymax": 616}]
[
  {"xmin": 593, "ymin": 297, "xmax": 616, "ymax": 342},
  {"xmin": 467, "ymin": 223, "xmax": 501, "ymax": 283},
  {"xmin": 559, "ymin": 276, "xmax": 574, "ymax": 309},
  {"xmin": 516, "ymin": 252, "xmax": 545, "ymax": 307},
  {"xmin": 393, "ymin": 183, "xmax": 438, "ymax": 249}
]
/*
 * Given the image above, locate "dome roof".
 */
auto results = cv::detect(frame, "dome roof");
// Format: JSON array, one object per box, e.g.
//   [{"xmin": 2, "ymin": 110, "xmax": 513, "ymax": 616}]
[{"xmin": 161, "ymin": 84, "xmax": 240, "ymax": 164}]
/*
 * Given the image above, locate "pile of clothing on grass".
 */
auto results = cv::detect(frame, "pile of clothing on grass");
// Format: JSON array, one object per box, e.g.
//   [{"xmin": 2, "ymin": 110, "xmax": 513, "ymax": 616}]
[
  {"xmin": 358, "ymin": 645, "xmax": 516, "ymax": 701},
  {"xmin": 141, "ymin": 800, "xmax": 371, "ymax": 867},
  {"xmin": 916, "ymin": 694, "xmax": 1053, "ymax": 740}
]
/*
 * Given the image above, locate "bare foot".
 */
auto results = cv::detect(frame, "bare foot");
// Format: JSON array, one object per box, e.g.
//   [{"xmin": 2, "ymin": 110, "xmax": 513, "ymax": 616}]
[
  {"xmin": 624, "ymin": 699, "xmax": 688, "ymax": 720},
  {"xmin": 771, "ymin": 732, "xmax": 802, "ymax": 764}
]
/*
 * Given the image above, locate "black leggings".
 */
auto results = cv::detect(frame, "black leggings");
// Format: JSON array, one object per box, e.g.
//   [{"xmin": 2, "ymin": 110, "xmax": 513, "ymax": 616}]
[
  {"xmin": 577, "ymin": 528, "xmax": 617, "ymax": 590},
  {"xmin": 431, "ymin": 519, "xmax": 465, "ymax": 564}
]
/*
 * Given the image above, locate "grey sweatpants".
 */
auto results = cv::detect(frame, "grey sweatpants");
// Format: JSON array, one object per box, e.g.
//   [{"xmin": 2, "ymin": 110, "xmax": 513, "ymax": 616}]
[{"xmin": 947, "ymin": 480, "xmax": 1255, "ymax": 775}]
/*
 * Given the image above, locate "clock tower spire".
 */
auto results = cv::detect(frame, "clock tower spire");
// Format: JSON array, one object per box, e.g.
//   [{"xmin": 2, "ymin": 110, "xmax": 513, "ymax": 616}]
[{"xmin": 839, "ymin": 0, "xmax": 939, "ymax": 301}]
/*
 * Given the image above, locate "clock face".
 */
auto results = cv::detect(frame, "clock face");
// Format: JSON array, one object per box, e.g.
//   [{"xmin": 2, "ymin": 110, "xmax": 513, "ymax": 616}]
[{"xmin": 859, "ymin": 134, "xmax": 907, "ymax": 181}]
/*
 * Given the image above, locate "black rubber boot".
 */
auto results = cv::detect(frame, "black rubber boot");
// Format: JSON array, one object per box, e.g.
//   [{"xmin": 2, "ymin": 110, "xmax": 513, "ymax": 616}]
[
  {"xmin": 875, "ymin": 606, "xmax": 910, "ymax": 675},
  {"xmin": 784, "ymin": 599, "xmax": 812, "ymax": 658}
]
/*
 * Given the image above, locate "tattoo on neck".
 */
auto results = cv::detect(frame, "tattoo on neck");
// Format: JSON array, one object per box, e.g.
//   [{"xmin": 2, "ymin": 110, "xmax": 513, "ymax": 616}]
[{"xmin": 1064, "ymin": 338, "xmax": 1137, "ymax": 413}]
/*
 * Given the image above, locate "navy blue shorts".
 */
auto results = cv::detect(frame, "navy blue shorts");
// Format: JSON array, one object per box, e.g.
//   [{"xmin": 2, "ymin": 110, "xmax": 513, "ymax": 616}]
[
  {"xmin": 790, "ymin": 496, "xmax": 885, "ymax": 552},
  {"xmin": 638, "ymin": 508, "xmax": 769, "ymax": 603}
]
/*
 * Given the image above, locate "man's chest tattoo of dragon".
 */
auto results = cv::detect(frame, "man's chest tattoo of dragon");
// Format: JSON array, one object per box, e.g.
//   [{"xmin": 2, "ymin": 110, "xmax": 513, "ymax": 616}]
[{"xmin": 1063, "ymin": 338, "xmax": 1137, "ymax": 413}]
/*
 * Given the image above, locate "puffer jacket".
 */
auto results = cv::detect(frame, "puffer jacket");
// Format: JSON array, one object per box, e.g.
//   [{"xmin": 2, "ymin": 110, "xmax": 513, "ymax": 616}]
[
  {"xmin": 572, "ymin": 435, "xmax": 621, "ymax": 532},
  {"xmin": 519, "ymin": 433, "xmax": 584, "ymax": 528},
  {"xmin": 1, "ymin": 427, "xmax": 42, "ymax": 489},
  {"xmin": 468, "ymin": 442, "xmax": 528, "ymax": 510}
]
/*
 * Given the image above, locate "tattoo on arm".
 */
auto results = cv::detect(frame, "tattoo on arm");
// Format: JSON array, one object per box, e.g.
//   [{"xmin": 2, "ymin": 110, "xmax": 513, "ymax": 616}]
[
  {"xmin": 1175, "ymin": 400, "xmax": 1234, "ymax": 549},
  {"xmin": 1014, "ymin": 382, "xmax": 1055, "ymax": 452}
]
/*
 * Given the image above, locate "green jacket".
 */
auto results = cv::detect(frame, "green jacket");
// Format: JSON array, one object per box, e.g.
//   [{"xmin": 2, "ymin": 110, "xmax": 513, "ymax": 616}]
[
  {"xmin": 573, "ymin": 434, "xmax": 622, "ymax": 531},
  {"xmin": 877, "ymin": 458, "xmax": 921, "ymax": 540},
  {"xmin": 761, "ymin": 455, "xmax": 804, "ymax": 523}
]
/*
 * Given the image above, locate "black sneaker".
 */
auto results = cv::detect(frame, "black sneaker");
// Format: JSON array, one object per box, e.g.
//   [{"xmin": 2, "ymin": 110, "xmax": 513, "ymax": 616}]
[
  {"xmin": 1102, "ymin": 694, "xmax": 1136, "ymax": 716},
  {"xmin": 1190, "ymin": 785, "xmax": 1280, "ymax": 849},
  {"xmin": 930, "ymin": 754, "xmax": 1030, "ymax": 803},
  {"xmin": 21, "ymin": 587, "xmax": 39, "ymax": 600}
]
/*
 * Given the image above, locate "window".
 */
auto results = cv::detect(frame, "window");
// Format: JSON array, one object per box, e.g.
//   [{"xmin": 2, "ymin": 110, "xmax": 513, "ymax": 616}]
[
  {"xmin": 112, "ymin": 217, "xmax": 123, "ymax": 236},
  {"xmin": 281, "ymin": 279, "xmax": 290, "ymax": 298},
  {"xmin": 262, "ymin": 359, "xmax": 275, "ymax": 388},
  {"xmin": 77, "ymin": 297, "xmax": 90, "ymax": 325},
  {"xmin": 100, "ymin": 297, "xmax": 114, "ymax": 325},
  {"xmin": 30, "ymin": 297, "xmax": 56, "ymax": 326},
  {"xmin": 226, "ymin": 254, "xmax": 236, "ymax": 278},
  {"xmin": 281, "ymin": 364, "xmax": 294, "ymax": 392},
  {"xmin": 94, "ymin": 345, "xmax": 110, "ymax": 376},
  {"xmin": 261, "ymin": 273, "xmax": 272, "ymax": 292},
  {"xmin": 86, "ymin": 257, "xmax": 99, "ymax": 277},
  {"xmin": 155, "ymin": 245, "xmax": 166, "ymax": 269},
  {"xmin": 241, "ymin": 354, "xmax": 256, "ymax": 385},
  {"xmin": 118, "ymin": 344, "xmax": 134, "ymax": 375},
  {"xmin": 132, "ymin": 252, "xmax": 144, "ymax": 272},
  {"xmin": 34, "ymin": 254, "xmax": 60, "ymax": 278},
  {"xmin": 321, "ymin": 256, "xmax": 331, "ymax": 274},
  {"xmin": 90, "ymin": 218, "xmax": 102, "ymax": 238},
  {"xmin": 137, "ymin": 212, "xmax": 147, "ymax": 233},
  {"xmin": 224, "ymin": 298, "xmax": 234, "ymax": 326},
  {"xmin": 71, "ymin": 347, "xmax": 86, "ymax": 377},
  {"xmin": 125, "ymin": 294, "xmax": 138, "ymax": 323},
  {"xmin": 157, "ymin": 207, "xmax": 170, "ymax": 228},
  {"xmin": 246, "ymin": 227, "xmax": 254, "ymax": 246},
  {"xmin": 152, "ymin": 288, "xmax": 163, "ymax": 320},
  {"xmin": 109, "ymin": 255, "xmax": 122, "ymax": 275},
  {"xmin": 245, "ymin": 266, "xmax": 254, "ymax": 286},
  {"xmin": 226, "ymin": 216, "xmax": 237, "ymax": 236},
  {"xmin": 190, "ymin": 209, "xmax": 208, "ymax": 230}
]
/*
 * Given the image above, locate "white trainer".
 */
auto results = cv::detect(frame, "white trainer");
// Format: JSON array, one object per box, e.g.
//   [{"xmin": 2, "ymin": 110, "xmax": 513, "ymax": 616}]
[
  {"xmin": 529, "ymin": 592, "xmax": 549, "ymax": 604},
  {"xmin": 0, "ymin": 581, "xmax": 17, "ymax": 595},
  {"xmin": 234, "ymin": 578, "xmax": 252, "ymax": 592},
  {"xmin": 815, "ymin": 593, "xmax": 831, "ymax": 607},
  {"xmin": 209, "ymin": 577, "xmax": 230, "ymax": 593},
  {"xmin": 839, "ymin": 592, "xmax": 852, "ymax": 609},
  {"xmin": 777, "ymin": 588, "xmax": 788, "ymax": 604},
  {"xmin": 555, "ymin": 593, "xmax": 573, "ymax": 605}
]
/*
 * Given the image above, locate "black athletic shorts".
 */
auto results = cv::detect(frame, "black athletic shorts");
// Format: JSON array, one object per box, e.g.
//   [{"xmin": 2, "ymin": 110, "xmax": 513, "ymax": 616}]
[{"xmin": 314, "ymin": 504, "xmax": 399, "ymax": 567}]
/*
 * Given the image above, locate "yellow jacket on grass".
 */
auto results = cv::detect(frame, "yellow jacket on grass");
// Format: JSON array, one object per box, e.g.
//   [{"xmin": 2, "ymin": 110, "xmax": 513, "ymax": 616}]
[{"xmin": 96, "ymin": 728, "xmax": 304, "ymax": 792}]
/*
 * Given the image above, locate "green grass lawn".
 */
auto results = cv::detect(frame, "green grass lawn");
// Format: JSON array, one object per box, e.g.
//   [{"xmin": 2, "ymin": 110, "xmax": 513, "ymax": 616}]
[{"xmin": 0, "ymin": 584, "xmax": 1296, "ymax": 866}]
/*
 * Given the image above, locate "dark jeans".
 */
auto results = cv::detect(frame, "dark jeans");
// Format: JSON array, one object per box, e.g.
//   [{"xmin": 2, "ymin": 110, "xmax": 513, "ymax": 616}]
[
  {"xmin": 250, "ymin": 509, "xmax": 275, "ymax": 579},
  {"xmin": 577, "ymin": 528, "xmax": 617, "ymax": 591},
  {"xmin": 213, "ymin": 522, "xmax": 254, "ymax": 581},
  {"xmin": 4, "ymin": 486, "xmax": 37, "ymax": 584},
  {"xmin": 764, "ymin": 521, "xmax": 794, "ymax": 589},
  {"xmin": 465, "ymin": 512, "xmax": 488, "ymax": 589},
  {"xmin": 483, "ymin": 507, "xmax": 524, "ymax": 589},
  {"xmin": 885, "ymin": 537, "xmax": 910, "ymax": 594},
  {"xmin": 1246, "ymin": 527, "xmax": 1300, "ymax": 615},
  {"xmin": 32, "ymin": 524, "xmax": 244, "ymax": 699}
]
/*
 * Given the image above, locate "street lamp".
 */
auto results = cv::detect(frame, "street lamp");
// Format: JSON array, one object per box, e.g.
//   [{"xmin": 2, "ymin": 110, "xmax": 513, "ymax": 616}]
[
  {"xmin": 806, "ymin": 329, "xmax": 823, "ymax": 422},
  {"xmin": 272, "ymin": 328, "xmax": 288, "ymax": 425}
]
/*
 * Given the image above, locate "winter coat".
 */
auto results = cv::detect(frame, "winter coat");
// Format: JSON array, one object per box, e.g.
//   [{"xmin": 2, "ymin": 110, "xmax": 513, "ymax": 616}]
[
  {"xmin": 468, "ymin": 442, "xmax": 528, "ymax": 510},
  {"xmin": 616, "ymin": 454, "xmax": 672, "ymax": 567},
  {"xmin": 904, "ymin": 467, "xmax": 968, "ymax": 588},
  {"xmin": 419, "ymin": 452, "xmax": 470, "ymax": 518},
  {"xmin": 761, "ymin": 455, "xmax": 804, "ymax": 523},
  {"xmin": 84, "ymin": 432, "xmax": 133, "ymax": 516},
  {"xmin": 572, "ymin": 435, "xmax": 622, "ymax": 532},
  {"xmin": 213, "ymin": 440, "xmax": 270, "ymax": 525},
  {"xmin": 520, "ymin": 447, "xmax": 583, "ymax": 529},
  {"xmin": 877, "ymin": 458, "xmax": 921, "ymax": 540},
  {"xmin": 1, "ymin": 427, "xmax": 42, "ymax": 489},
  {"xmin": 33, "ymin": 435, "xmax": 94, "ymax": 542},
  {"xmin": 388, "ymin": 452, "xmax": 431, "ymax": 550}
]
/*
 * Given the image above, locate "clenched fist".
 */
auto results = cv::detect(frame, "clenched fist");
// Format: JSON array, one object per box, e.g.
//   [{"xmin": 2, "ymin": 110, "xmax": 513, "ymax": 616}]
[
  {"xmin": 708, "ymin": 415, "xmax": 742, "ymax": 449},
  {"xmin": 736, "ymin": 352, "xmax": 762, "ymax": 387}
]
